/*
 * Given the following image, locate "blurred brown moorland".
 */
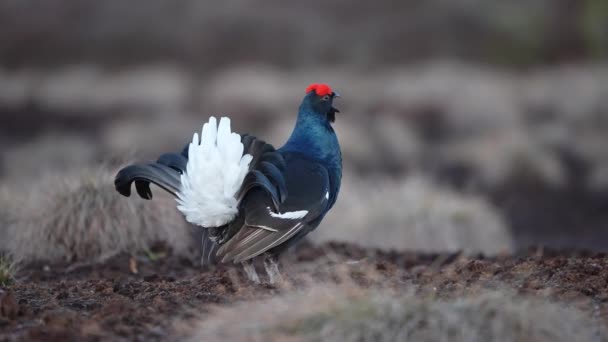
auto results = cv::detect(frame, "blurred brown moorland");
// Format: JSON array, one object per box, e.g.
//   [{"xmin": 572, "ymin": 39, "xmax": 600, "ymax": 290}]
[{"xmin": 0, "ymin": 0, "xmax": 608, "ymax": 341}]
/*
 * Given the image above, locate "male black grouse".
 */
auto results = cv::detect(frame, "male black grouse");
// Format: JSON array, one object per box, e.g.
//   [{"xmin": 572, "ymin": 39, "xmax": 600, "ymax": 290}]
[{"xmin": 115, "ymin": 83, "xmax": 342, "ymax": 283}]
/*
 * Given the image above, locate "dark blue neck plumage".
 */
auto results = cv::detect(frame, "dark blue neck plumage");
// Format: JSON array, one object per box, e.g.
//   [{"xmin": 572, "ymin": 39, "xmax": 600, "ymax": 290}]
[{"xmin": 279, "ymin": 103, "xmax": 341, "ymax": 169}]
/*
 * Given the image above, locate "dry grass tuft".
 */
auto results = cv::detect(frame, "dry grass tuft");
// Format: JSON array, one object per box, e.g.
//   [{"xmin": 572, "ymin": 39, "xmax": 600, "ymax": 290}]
[
  {"xmin": 189, "ymin": 286, "xmax": 604, "ymax": 342},
  {"xmin": 317, "ymin": 174, "xmax": 513, "ymax": 255},
  {"xmin": 6, "ymin": 167, "xmax": 195, "ymax": 264}
]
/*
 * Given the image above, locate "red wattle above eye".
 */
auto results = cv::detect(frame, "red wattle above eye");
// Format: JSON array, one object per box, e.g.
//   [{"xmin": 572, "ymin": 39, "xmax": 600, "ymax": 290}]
[{"xmin": 306, "ymin": 83, "xmax": 333, "ymax": 96}]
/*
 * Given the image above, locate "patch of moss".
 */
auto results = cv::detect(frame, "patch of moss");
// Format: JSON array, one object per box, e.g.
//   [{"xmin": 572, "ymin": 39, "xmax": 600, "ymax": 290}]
[{"xmin": 0, "ymin": 255, "xmax": 15, "ymax": 287}]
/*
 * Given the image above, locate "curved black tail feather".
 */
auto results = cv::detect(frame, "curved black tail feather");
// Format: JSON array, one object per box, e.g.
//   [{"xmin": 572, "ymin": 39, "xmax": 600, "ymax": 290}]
[{"xmin": 115, "ymin": 162, "xmax": 182, "ymax": 199}]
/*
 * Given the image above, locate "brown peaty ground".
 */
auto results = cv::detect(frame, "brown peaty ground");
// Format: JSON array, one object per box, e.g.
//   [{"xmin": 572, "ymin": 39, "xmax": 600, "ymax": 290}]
[{"xmin": 1, "ymin": 241, "xmax": 607, "ymax": 341}]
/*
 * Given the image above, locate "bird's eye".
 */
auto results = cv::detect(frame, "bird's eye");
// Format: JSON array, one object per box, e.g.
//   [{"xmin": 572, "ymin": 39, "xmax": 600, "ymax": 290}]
[{"xmin": 322, "ymin": 95, "xmax": 330, "ymax": 101}]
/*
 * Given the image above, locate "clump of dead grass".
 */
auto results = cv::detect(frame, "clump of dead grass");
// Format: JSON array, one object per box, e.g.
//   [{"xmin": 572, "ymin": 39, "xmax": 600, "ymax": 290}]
[
  {"xmin": 189, "ymin": 286, "xmax": 604, "ymax": 342},
  {"xmin": 318, "ymin": 174, "xmax": 513, "ymax": 255},
  {"xmin": 6, "ymin": 167, "xmax": 195, "ymax": 264}
]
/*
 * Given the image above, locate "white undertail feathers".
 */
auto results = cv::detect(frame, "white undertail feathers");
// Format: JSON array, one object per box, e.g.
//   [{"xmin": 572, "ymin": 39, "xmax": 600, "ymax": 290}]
[{"xmin": 177, "ymin": 117, "xmax": 253, "ymax": 227}]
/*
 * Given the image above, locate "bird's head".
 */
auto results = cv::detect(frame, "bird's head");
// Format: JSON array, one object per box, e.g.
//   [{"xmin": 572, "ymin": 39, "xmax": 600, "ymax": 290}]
[{"xmin": 302, "ymin": 83, "xmax": 340, "ymax": 123}]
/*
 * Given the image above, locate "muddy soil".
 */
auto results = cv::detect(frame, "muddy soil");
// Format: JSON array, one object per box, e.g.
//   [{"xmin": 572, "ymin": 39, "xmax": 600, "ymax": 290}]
[{"xmin": 1, "ymin": 242, "xmax": 607, "ymax": 341}]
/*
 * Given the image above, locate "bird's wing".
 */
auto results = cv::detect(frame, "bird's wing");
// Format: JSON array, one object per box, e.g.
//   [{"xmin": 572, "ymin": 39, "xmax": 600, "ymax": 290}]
[
  {"xmin": 234, "ymin": 135, "xmax": 288, "ymax": 211},
  {"xmin": 217, "ymin": 156, "xmax": 330, "ymax": 263}
]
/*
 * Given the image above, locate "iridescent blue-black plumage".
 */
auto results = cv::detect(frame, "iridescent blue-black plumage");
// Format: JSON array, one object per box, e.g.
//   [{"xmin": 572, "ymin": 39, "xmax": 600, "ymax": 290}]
[{"xmin": 280, "ymin": 89, "xmax": 342, "ymax": 210}]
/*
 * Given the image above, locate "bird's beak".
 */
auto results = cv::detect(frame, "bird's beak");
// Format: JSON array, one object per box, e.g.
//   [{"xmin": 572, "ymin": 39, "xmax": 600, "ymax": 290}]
[{"xmin": 329, "ymin": 91, "xmax": 341, "ymax": 120}]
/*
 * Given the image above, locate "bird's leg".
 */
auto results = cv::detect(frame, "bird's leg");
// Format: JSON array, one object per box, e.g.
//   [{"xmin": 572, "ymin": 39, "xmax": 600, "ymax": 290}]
[
  {"xmin": 263, "ymin": 254, "xmax": 283, "ymax": 284},
  {"xmin": 241, "ymin": 260, "xmax": 260, "ymax": 284}
]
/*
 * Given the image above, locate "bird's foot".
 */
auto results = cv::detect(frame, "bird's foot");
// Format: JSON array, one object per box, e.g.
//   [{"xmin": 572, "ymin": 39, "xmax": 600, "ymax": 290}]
[
  {"xmin": 241, "ymin": 260, "xmax": 261, "ymax": 284},
  {"xmin": 263, "ymin": 254, "xmax": 283, "ymax": 285}
]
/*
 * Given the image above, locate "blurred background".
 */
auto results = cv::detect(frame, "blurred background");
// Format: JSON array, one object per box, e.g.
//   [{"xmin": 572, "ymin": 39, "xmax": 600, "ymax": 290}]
[{"xmin": 1, "ymin": 0, "xmax": 608, "ymax": 261}]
